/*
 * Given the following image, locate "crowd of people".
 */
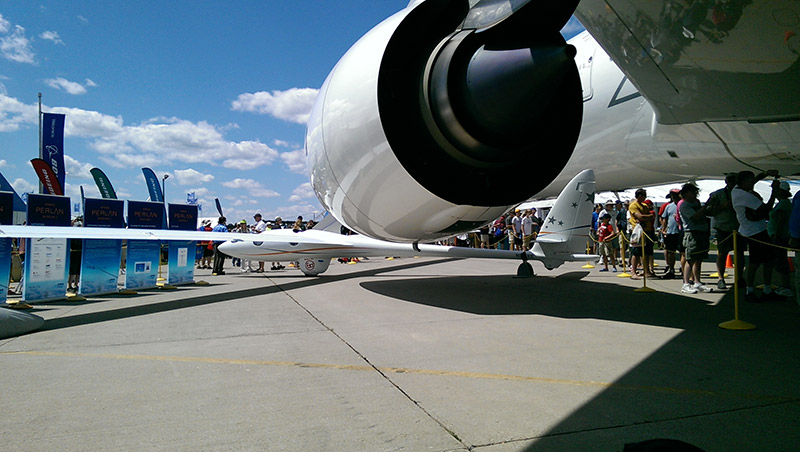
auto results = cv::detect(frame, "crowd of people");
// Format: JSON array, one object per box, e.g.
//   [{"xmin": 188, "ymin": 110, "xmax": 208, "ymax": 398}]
[
  {"xmin": 197, "ymin": 213, "xmax": 315, "ymax": 275},
  {"xmin": 198, "ymin": 171, "xmax": 800, "ymax": 304},
  {"xmin": 589, "ymin": 170, "xmax": 798, "ymax": 301}
]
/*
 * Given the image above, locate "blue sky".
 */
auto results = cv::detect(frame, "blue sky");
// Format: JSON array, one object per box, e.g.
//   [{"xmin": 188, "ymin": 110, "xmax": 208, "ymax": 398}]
[{"xmin": 0, "ymin": 1, "xmax": 584, "ymax": 223}]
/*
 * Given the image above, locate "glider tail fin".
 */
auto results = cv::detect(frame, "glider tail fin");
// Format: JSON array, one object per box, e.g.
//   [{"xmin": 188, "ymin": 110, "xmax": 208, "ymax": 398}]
[{"xmin": 532, "ymin": 169, "xmax": 596, "ymax": 269}]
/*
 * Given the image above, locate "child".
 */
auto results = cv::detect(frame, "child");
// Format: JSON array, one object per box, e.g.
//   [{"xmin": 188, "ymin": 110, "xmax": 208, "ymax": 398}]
[{"xmin": 597, "ymin": 213, "xmax": 618, "ymax": 272}]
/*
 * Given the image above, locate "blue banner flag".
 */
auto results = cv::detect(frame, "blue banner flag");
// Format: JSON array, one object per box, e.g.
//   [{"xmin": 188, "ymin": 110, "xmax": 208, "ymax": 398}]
[
  {"xmin": 0, "ymin": 171, "xmax": 26, "ymax": 212},
  {"xmin": 41, "ymin": 113, "xmax": 66, "ymax": 191},
  {"xmin": 141, "ymin": 167, "xmax": 163, "ymax": 203},
  {"xmin": 214, "ymin": 197, "xmax": 223, "ymax": 216}
]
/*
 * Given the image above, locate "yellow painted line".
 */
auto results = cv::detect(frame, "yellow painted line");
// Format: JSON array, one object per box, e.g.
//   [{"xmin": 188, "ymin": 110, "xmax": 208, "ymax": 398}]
[{"xmin": 2, "ymin": 350, "xmax": 791, "ymax": 403}]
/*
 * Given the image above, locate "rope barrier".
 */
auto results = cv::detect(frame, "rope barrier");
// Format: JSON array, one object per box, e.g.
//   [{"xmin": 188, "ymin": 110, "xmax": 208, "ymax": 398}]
[{"xmin": 720, "ymin": 230, "xmax": 756, "ymax": 330}]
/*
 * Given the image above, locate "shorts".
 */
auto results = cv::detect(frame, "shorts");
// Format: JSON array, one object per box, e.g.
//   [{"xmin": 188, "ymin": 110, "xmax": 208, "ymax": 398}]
[
  {"xmin": 715, "ymin": 229, "xmax": 735, "ymax": 255},
  {"xmin": 683, "ymin": 230, "xmax": 710, "ymax": 261},
  {"xmin": 741, "ymin": 230, "xmax": 775, "ymax": 265},
  {"xmin": 663, "ymin": 233, "xmax": 684, "ymax": 252},
  {"xmin": 630, "ymin": 231, "xmax": 654, "ymax": 257},
  {"xmin": 599, "ymin": 241, "xmax": 613, "ymax": 257}
]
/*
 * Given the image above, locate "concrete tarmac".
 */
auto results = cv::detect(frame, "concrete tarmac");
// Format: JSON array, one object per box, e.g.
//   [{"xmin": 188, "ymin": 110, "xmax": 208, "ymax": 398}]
[{"xmin": 1, "ymin": 256, "xmax": 799, "ymax": 451}]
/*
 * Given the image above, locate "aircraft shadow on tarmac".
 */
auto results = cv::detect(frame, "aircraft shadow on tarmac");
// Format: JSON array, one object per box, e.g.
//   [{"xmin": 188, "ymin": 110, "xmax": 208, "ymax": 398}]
[
  {"xmin": 37, "ymin": 258, "xmax": 455, "ymax": 332},
  {"xmin": 360, "ymin": 272, "xmax": 800, "ymax": 451}
]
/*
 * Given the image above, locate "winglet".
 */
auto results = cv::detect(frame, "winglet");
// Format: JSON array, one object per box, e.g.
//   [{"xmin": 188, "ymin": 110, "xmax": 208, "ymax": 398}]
[{"xmin": 531, "ymin": 169, "xmax": 595, "ymax": 269}]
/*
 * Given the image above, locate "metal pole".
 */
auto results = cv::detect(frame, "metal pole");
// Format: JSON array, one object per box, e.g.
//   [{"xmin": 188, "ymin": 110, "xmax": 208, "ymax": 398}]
[{"xmin": 38, "ymin": 92, "xmax": 43, "ymax": 194}]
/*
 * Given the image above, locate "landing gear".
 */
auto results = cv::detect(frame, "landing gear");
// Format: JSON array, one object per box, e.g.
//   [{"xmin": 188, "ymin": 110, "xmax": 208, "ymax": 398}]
[{"xmin": 514, "ymin": 252, "xmax": 535, "ymax": 278}]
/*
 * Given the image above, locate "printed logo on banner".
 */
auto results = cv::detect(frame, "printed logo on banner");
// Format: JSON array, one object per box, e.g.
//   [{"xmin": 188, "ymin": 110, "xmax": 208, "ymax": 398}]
[
  {"xmin": 84, "ymin": 198, "xmax": 125, "ymax": 228},
  {"xmin": 127, "ymin": 200, "xmax": 165, "ymax": 229},
  {"xmin": 26, "ymin": 193, "xmax": 70, "ymax": 226},
  {"xmin": 167, "ymin": 240, "xmax": 195, "ymax": 285},
  {"xmin": 168, "ymin": 204, "xmax": 198, "ymax": 231},
  {"xmin": 125, "ymin": 240, "xmax": 160, "ymax": 290}
]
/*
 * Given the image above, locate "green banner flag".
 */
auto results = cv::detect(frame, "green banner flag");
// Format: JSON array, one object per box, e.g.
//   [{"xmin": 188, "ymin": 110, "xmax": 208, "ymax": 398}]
[{"xmin": 90, "ymin": 167, "xmax": 117, "ymax": 199}]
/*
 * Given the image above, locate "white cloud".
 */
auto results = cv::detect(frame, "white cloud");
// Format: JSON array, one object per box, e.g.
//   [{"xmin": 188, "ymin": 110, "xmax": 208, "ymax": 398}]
[
  {"xmin": 0, "ymin": 93, "xmax": 38, "ymax": 132},
  {"xmin": 288, "ymin": 182, "xmax": 314, "ymax": 202},
  {"xmin": 173, "ymin": 168, "xmax": 214, "ymax": 185},
  {"xmin": 222, "ymin": 178, "xmax": 280, "ymax": 199},
  {"xmin": 0, "ymin": 159, "xmax": 7, "ymax": 168},
  {"xmin": 0, "ymin": 24, "xmax": 35, "ymax": 64},
  {"xmin": 64, "ymin": 154, "xmax": 94, "ymax": 179},
  {"xmin": 40, "ymin": 30, "xmax": 64, "ymax": 45},
  {"xmin": 0, "ymin": 15, "xmax": 9, "ymax": 34},
  {"xmin": 11, "ymin": 177, "xmax": 36, "ymax": 194},
  {"xmin": 231, "ymin": 87, "xmax": 318, "ymax": 124},
  {"xmin": 1, "ymin": 94, "xmax": 283, "ymax": 172},
  {"xmin": 64, "ymin": 181, "xmax": 100, "ymax": 201},
  {"xmin": 188, "ymin": 187, "xmax": 210, "ymax": 198},
  {"xmin": 280, "ymin": 149, "xmax": 307, "ymax": 175},
  {"xmin": 45, "ymin": 77, "xmax": 91, "ymax": 95}
]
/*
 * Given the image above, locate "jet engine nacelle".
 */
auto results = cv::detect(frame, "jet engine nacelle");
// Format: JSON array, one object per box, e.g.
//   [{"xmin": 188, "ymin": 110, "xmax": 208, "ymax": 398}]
[{"xmin": 306, "ymin": 0, "xmax": 582, "ymax": 242}]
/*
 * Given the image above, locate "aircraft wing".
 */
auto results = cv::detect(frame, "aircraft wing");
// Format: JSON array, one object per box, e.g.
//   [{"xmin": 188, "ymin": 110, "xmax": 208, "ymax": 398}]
[
  {"xmin": 575, "ymin": 0, "xmax": 800, "ymax": 124},
  {"xmin": 0, "ymin": 225, "xmax": 349, "ymax": 247}
]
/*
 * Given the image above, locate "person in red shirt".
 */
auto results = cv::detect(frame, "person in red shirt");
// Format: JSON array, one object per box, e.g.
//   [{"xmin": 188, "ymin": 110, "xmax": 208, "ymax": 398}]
[{"xmin": 597, "ymin": 213, "xmax": 618, "ymax": 272}]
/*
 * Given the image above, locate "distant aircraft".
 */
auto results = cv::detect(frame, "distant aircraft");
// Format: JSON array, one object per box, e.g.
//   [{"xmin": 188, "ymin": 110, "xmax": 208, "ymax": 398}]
[
  {"xmin": 1, "ymin": 170, "xmax": 598, "ymax": 277},
  {"xmin": 306, "ymin": 0, "xmax": 800, "ymax": 242}
]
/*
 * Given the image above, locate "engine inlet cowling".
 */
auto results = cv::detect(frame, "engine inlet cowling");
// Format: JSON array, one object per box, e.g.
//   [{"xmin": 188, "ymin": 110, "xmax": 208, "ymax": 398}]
[{"xmin": 378, "ymin": 0, "xmax": 583, "ymax": 206}]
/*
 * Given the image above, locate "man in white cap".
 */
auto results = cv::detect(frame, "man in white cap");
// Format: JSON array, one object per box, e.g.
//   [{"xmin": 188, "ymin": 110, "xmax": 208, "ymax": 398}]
[{"xmin": 253, "ymin": 213, "xmax": 267, "ymax": 272}]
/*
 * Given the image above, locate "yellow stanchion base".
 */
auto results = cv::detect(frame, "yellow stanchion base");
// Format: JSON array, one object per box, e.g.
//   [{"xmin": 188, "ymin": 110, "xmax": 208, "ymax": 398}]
[
  {"xmin": 66, "ymin": 293, "xmax": 87, "ymax": 301},
  {"xmin": 347, "ymin": 261, "xmax": 358, "ymax": 265},
  {"xmin": 617, "ymin": 272, "xmax": 632, "ymax": 278},
  {"xmin": 719, "ymin": 319, "xmax": 756, "ymax": 330},
  {"xmin": 634, "ymin": 286, "xmax": 657, "ymax": 293},
  {"xmin": 582, "ymin": 262, "xmax": 595, "ymax": 269},
  {"xmin": 710, "ymin": 272, "xmax": 728, "ymax": 278},
  {"xmin": 194, "ymin": 280, "xmax": 209, "ymax": 286},
  {"xmin": 6, "ymin": 302, "xmax": 32, "ymax": 310},
  {"xmin": 385, "ymin": 257, "xmax": 394, "ymax": 260},
  {"xmin": 117, "ymin": 289, "xmax": 138, "ymax": 295},
  {"xmin": 157, "ymin": 277, "xmax": 166, "ymax": 282}
]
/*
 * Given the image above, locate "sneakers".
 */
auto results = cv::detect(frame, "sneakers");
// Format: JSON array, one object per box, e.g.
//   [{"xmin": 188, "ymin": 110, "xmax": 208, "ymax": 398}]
[
  {"xmin": 661, "ymin": 271, "xmax": 676, "ymax": 280},
  {"xmin": 775, "ymin": 287, "xmax": 793, "ymax": 298},
  {"xmin": 681, "ymin": 283, "xmax": 698, "ymax": 294},
  {"xmin": 693, "ymin": 283, "xmax": 713, "ymax": 293},
  {"xmin": 716, "ymin": 280, "xmax": 727, "ymax": 290}
]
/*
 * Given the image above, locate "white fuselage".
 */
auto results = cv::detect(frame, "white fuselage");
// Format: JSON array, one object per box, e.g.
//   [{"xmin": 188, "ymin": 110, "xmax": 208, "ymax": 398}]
[
  {"xmin": 305, "ymin": 2, "xmax": 800, "ymax": 243},
  {"xmin": 541, "ymin": 30, "xmax": 800, "ymax": 197}
]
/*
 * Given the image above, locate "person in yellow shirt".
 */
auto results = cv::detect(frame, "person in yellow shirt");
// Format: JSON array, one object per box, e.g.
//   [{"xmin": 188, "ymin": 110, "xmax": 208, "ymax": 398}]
[{"xmin": 628, "ymin": 188, "xmax": 656, "ymax": 279}]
